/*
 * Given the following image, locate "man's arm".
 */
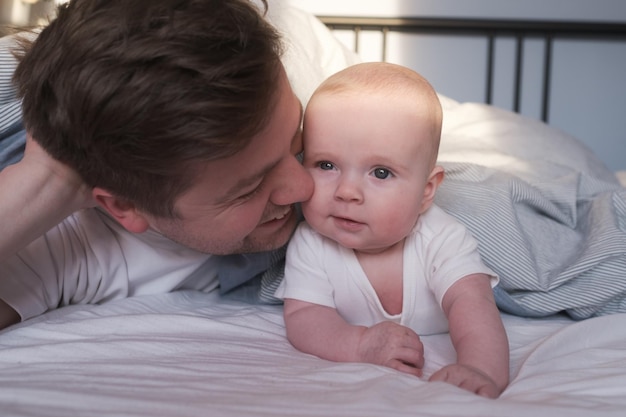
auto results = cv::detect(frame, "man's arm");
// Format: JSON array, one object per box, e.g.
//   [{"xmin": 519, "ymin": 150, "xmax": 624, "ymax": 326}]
[{"xmin": 0, "ymin": 137, "xmax": 94, "ymax": 262}]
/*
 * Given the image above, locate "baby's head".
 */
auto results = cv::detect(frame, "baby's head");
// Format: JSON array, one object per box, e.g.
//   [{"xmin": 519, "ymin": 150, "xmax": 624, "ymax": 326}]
[
  {"xmin": 306, "ymin": 62, "xmax": 443, "ymax": 169},
  {"xmin": 301, "ymin": 62, "xmax": 445, "ymax": 253}
]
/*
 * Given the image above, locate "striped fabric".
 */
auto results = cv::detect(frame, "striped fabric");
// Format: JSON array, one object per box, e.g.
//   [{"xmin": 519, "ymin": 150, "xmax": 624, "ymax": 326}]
[
  {"xmin": 257, "ymin": 244, "xmax": 287, "ymax": 304},
  {"xmin": 0, "ymin": 35, "xmax": 25, "ymax": 169},
  {"xmin": 437, "ymin": 162, "xmax": 626, "ymax": 319},
  {"xmin": 434, "ymin": 101, "xmax": 626, "ymax": 319}
]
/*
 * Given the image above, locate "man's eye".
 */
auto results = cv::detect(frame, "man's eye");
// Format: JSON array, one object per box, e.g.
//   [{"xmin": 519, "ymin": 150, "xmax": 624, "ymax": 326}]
[
  {"xmin": 373, "ymin": 168, "xmax": 392, "ymax": 179},
  {"xmin": 238, "ymin": 185, "xmax": 262, "ymax": 201},
  {"xmin": 319, "ymin": 161, "xmax": 334, "ymax": 170}
]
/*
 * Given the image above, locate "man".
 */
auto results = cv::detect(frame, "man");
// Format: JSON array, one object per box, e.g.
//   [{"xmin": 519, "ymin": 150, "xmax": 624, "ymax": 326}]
[{"xmin": 0, "ymin": 0, "xmax": 314, "ymax": 329}]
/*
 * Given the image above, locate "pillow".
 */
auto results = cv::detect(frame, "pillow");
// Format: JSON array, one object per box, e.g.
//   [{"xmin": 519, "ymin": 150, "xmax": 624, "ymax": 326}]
[{"xmin": 263, "ymin": 0, "xmax": 361, "ymax": 106}]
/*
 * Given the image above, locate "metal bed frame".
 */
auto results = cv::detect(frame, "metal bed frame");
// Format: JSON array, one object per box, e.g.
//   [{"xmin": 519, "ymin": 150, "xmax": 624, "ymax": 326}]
[{"xmin": 318, "ymin": 16, "xmax": 626, "ymax": 122}]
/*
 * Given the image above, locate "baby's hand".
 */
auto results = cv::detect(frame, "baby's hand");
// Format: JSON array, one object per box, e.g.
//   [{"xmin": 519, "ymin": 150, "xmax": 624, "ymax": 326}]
[
  {"xmin": 429, "ymin": 364, "xmax": 501, "ymax": 398},
  {"xmin": 356, "ymin": 321, "xmax": 424, "ymax": 377}
]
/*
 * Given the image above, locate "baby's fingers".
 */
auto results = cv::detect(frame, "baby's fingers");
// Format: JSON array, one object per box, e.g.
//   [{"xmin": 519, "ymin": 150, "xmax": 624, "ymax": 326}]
[
  {"xmin": 475, "ymin": 383, "xmax": 500, "ymax": 399},
  {"xmin": 388, "ymin": 359, "xmax": 423, "ymax": 377},
  {"xmin": 398, "ymin": 345, "xmax": 425, "ymax": 370},
  {"xmin": 430, "ymin": 365, "xmax": 500, "ymax": 398},
  {"xmin": 387, "ymin": 346, "xmax": 424, "ymax": 376}
]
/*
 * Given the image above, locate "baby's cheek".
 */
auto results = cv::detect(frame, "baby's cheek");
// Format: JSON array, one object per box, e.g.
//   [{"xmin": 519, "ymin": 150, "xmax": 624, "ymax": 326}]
[
  {"xmin": 300, "ymin": 199, "xmax": 317, "ymax": 222},
  {"xmin": 385, "ymin": 206, "xmax": 421, "ymax": 235}
]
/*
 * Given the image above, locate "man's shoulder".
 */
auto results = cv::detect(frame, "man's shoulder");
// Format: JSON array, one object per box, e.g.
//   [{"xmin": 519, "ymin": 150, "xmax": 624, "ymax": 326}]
[
  {"xmin": 69, "ymin": 208, "xmax": 214, "ymax": 285},
  {"xmin": 92, "ymin": 207, "xmax": 210, "ymax": 256}
]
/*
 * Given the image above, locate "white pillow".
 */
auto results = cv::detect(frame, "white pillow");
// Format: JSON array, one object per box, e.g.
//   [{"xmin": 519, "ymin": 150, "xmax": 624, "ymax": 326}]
[{"xmin": 262, "ymin": 0, "xmax": 361, "ymax": 106}]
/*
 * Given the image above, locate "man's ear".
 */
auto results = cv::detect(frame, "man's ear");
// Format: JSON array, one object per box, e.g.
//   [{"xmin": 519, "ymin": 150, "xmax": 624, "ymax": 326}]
[
  {"xmin": 419, "ymin": 165, "xmax": 445, "ymax": 214},
  {"xmin": 92, "ymin": 187, "xmax": 150, "ymax": 233}
]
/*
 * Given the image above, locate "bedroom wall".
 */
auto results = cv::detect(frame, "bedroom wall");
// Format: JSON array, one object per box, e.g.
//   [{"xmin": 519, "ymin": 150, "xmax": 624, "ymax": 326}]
[
  {"xmin": 0, "ymin": 0, "xmax": 57, "ymax": 27},
  {"xmin": 294, "ymin": 0, "xmax": 626, "ymax": 172}
]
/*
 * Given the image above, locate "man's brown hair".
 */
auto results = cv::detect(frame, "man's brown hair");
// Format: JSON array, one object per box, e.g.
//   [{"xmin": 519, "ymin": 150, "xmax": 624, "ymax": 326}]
[{"xmin": 14, "ymin": 0, "xmax": 283, "ymax": 217}]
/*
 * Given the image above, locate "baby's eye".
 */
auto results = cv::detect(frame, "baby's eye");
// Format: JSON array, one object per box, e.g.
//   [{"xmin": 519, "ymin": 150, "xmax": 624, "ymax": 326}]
[
  {"xmin": 319, "ymin": 161, "xmax": 334, "ymax": 170},
  {"xmin": 373, "ymin": 168, "xmax": 392, "ymax": 179}
]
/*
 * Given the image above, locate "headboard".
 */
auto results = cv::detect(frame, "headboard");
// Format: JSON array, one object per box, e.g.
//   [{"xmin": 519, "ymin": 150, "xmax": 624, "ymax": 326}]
[{"xmin": 317, "ymin": 16, "xmax": 626, "ymax": 123}]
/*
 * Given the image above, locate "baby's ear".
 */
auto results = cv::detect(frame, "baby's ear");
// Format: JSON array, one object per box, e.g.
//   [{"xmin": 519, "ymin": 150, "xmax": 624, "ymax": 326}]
[
  {"xmin": 92, "ymin": 187, "xmax": 150, "ymax": 233},
  {"xmin": 419, "ymin": 166, "xmax": 445, "ymax": 214}
]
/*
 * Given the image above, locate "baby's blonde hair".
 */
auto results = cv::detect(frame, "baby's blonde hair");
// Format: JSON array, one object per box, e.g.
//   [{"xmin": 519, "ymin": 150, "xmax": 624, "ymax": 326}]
[{"xmin": 312, "ymin": 62, "xmax": 443, "ymax": 167}]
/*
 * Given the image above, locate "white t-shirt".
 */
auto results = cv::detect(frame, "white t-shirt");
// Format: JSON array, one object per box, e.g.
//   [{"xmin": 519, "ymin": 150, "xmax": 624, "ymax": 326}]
[
  {"xmin": 275, "ymin": 205, "xmax": 498, "ymax": 335},
  {"xmin": 0, "ymin": 208, "xmax": 219, "ymax": 321}
]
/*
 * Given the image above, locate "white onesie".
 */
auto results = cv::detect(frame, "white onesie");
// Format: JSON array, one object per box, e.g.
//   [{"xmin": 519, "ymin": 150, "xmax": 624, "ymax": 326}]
[{"xmin": 275, "ymin": 205, "xmax": 498, "ymax": 335}]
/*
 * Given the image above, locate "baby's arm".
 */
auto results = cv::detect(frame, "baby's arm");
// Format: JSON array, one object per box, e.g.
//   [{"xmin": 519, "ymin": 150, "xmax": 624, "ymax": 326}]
[
  {"xmin": 429, "ymin": 273, "xmax": 509, "ymax": 398},
  {"xmin": 283, "ymin": 298, "xmax": 424, "ymax": 376}
]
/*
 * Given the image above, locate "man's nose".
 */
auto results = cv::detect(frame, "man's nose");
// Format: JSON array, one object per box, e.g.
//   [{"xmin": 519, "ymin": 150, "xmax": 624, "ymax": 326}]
[{"xmin": 270, "ymin": 155, "xmax": 314, "ymax": 205}]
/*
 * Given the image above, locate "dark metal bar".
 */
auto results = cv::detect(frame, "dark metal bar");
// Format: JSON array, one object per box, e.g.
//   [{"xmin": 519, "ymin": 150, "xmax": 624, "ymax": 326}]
[
  {"xmin": 514, "ymin": 35, "xmax": 523, "ymax": 113},
  {"xmin": 486, "ymin": 34, "xmax": 495, "ymax": 104},
  {"xmin": 542, "ymin": 35, "xmax": 554, "ymax": 122},
  {"xmin": 354, "ymin": 26, "xmax": 360, "ymax": 54},
  {"xmin": 381, "ymin": 26, "xmax": 389, "ymax": 62},
  {"xmin": 317, "ymin": 16, "xmax": 626, "ymax": 38}
]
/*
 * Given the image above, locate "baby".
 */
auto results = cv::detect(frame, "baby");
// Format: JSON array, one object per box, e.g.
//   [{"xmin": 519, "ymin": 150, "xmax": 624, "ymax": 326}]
[{"xmin": 275, "ymin": 62, "xmax": 509, "ymax": 398}]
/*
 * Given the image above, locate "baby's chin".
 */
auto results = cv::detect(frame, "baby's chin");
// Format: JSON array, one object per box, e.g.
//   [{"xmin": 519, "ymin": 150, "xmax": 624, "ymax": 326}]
[
  {"xmin": 327, "ymin": 234, "xmax": 396, "ymax": 254},
  {"xmin": 343, "ymin": 235, "xmax": 408, "ymax": 255},
  {"xmin": 350, "ymin": 244, "xmax": 398, "ymax": 255}
]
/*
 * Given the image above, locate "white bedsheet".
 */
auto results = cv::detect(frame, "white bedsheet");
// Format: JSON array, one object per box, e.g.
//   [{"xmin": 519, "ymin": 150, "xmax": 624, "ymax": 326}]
[{"xmin": 1, "ymin": 290, "xmax": 625, "ymax": 417}]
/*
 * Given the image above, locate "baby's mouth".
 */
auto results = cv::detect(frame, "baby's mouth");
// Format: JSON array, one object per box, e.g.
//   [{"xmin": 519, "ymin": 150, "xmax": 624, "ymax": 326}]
[
  {"xmin": 332, "ymin": 215, "xmax": 365, "ymax": 227},
  {"xmin": 332, "ymin": 213, "xmax": 359, "ymax": 222}
]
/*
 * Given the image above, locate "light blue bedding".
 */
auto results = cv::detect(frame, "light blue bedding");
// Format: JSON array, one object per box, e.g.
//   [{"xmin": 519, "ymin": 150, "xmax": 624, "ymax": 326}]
[{"xmin": 435, "ymin": 102, "xmax": 626, "ymax": 318}]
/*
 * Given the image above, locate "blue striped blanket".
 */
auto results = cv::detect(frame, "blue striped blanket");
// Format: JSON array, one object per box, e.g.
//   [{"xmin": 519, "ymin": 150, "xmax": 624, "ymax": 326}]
[
  {"xmin": 436, "ymin": 100, "xmax": 626, "ymax": 319},
  {"xmin": 0, "ymin": 36, "xmax": 25, "ymax": 167}
]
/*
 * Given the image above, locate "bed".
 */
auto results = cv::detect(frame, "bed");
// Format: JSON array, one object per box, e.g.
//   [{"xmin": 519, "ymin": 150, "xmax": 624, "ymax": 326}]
[{"xmin": 1, "ymin": 1, "xmax": 626, "ymax": 416}]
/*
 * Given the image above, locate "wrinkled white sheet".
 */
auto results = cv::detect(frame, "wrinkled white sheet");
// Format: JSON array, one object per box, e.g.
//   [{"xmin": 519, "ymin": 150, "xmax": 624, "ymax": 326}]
[{"xmin": 1, "ymin": 290, "xmax": 625, "ymax": 417}]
